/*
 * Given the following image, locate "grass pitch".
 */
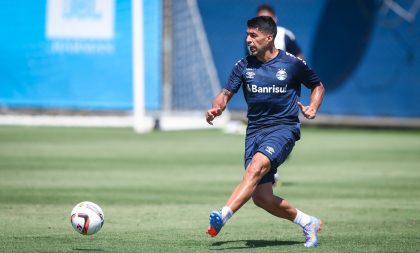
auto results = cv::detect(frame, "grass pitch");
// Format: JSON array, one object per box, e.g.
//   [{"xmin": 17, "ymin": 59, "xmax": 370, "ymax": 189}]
[{"xmin": 0, "ymin": 126, "xmax": 419, "ymax": 252}]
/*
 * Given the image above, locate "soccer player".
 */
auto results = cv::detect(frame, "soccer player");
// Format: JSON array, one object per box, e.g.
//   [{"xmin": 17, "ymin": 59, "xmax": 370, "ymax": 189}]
[
  {"xmin": 205, "ymin": 16, "xmax": 325, "ymax": 248},
  {"xmin": 256, "ymin": 4, "xmax": 303, "ymax": 59}
]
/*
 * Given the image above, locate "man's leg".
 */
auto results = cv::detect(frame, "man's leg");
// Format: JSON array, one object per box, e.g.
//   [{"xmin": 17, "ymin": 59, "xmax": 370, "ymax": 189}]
[
  {"xmin": 207, "ymin": 152, "xmax": 270, "ymax": 237},
  {"xmin": 251, "ymin": 182, "xmax": 296, "ymax": 220},
  {"xmin": 226, "ymin": 152, "xmax": 271, "ymax": 212},
  {"xmin": 252, "ymin": 183, "xmax": 322, "ymax": 247}
]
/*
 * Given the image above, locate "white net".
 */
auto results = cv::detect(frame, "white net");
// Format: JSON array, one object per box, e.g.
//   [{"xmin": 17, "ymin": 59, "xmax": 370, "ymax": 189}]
[{"xmin": 164, "ymin": 0, "xmax": 222, "ymax": 111}]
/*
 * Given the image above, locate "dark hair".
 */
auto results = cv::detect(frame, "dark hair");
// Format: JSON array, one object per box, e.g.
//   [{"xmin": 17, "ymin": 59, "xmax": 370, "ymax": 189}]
[
  {"xmin": 247, "ymin": 16, "xmax": 277, "ymax": 38},
  {"xmin": 256, "ymin": 4, "xmax": 276, "ymax": 16}
]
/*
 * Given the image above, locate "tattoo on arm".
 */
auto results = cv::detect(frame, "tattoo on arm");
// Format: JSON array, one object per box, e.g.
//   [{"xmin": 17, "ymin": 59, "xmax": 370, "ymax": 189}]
[{"xmin": 222, "ymin": 89, "xmax": 232, "ymax": 96}]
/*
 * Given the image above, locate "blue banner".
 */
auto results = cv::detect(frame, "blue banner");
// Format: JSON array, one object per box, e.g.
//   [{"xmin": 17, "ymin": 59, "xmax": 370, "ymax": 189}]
[{"xmin": 0, "ymin": 0, "xmax": 161, "ymax": 111}]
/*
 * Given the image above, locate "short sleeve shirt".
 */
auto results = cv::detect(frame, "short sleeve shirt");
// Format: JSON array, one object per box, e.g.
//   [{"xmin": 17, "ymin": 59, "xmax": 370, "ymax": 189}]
[{"xmin": 224, "ymin": 50, "xmax": 321, "ymax": 133}]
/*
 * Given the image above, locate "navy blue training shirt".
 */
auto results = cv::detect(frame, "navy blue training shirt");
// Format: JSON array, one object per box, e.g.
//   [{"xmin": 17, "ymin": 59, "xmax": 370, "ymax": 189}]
[{"xmin": 224, "ymin": 50, "xmax": 321, "ymax": 133}]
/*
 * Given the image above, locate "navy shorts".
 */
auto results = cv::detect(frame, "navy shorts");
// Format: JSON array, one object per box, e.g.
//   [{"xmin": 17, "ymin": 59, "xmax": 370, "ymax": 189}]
[{"xmin": 244, "ymin": 125, "xmax": 300, "ymax": 185}]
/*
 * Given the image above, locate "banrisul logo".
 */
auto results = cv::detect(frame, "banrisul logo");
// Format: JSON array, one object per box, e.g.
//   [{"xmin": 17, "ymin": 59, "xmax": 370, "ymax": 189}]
[
  {"xmin": 46, "ymin": 0, "xmax": 114, "ymax": 39},
  {"xmin": 46, "ymin": 0, "xmax": 115, "ymax": 54},
  {"xmin": 276, "ymin": 69, "xmax": 287, "ymax": 81},
  {"xmin": 249, "ymin": 84, "xmax": 287, "ymax": 94}
]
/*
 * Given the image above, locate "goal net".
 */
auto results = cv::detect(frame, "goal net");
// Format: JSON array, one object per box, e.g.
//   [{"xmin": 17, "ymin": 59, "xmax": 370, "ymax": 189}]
[{"xmin": 157, "ymin": 0, "xmax": 230, "ymax": 130}]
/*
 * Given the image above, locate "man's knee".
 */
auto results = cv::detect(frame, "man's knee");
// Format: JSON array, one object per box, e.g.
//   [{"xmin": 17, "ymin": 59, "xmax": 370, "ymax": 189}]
[
  {"xmin": 245, "ymin": 153, "xmax": 271, "ymax": 181},
  {"xmin": 245, "ymin": 164, "xmax": 265, "ymax": 180}
]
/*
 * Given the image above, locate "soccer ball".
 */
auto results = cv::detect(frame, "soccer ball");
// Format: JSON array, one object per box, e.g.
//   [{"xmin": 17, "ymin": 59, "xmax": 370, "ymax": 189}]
[{"xmin": 70, "ymin": 201, "xmax": 104, "ymax": 235}]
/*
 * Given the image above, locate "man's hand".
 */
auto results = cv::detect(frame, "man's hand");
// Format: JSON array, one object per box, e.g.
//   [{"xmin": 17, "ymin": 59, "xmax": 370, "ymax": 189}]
[
  {"xmin": 297, "ymin": 102, "xmax": 317, "ymax": 119},
  {"xmin": 206, "ymin": 89, "xmax": 232, "ymax": 125},
  {"xmin": 206, "ymin": 107, "xmax": 223, "ymax": 125}
]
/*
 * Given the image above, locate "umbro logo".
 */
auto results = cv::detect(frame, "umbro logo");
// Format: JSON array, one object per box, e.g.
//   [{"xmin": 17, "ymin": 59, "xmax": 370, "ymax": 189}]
[
  {"xmin": 265, "ymin": 146, "xmax": 275, "ymax": 155},
  {"xmin": 245, "ymin": 72, "xmax": 256, "ymax": 79}
]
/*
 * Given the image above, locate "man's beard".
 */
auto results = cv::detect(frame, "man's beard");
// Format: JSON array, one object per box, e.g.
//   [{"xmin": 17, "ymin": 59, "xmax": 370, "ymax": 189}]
[{"xmin": 247, "ymin": 45, "xmax": 258, "ymax": 55}]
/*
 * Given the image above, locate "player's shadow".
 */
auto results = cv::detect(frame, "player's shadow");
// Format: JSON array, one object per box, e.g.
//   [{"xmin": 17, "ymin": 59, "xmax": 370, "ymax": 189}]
[
  {"xmin": 71, "ymin": 248, "xmax": 104, "ymax": 252},
  {"xmin": 210, "ymin": 239, "xmax": 300, "ymax": 250}
]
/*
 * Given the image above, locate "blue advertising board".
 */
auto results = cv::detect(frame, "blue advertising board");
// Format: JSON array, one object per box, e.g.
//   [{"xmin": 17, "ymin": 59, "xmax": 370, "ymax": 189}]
[
  {"xmin": 0, "ymin": 0, "xmax": 161, "ymax": 111},
  {"xmin": 1, "ymin": 0, "xmax": 419, "ymax": 119}
]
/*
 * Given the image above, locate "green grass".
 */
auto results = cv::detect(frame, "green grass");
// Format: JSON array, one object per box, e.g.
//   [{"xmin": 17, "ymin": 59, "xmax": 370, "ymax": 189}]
[{"xmin": 0, "ymin": 126, "xmax": 419, "ymax": 252}]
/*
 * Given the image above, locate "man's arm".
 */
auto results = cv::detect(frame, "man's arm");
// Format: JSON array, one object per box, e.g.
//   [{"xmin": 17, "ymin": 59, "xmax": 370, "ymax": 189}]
[
  {"xmin": 206, "ymin": 89, "xmax": 233, "ymax": 125},
  {"xmin": 297, "ymin": 82, "xmax": 325, "ymax": 119}
]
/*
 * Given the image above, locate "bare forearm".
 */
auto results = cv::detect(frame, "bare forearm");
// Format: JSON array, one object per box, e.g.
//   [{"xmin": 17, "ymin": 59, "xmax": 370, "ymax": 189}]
[
  {"xmin": 212, "ymin": 89, "xmax": 232, "ymax": 111},
  {"xmin": 206, "ymin": 89, "xmax": 233, "ymax": 125},
  {"xmin": 298, "ymin": 82, "xmax": 325, "ymax": 119},
  {"xmin": 309, "ymin": 83, "xmax": 325, "ymax": 111}
]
